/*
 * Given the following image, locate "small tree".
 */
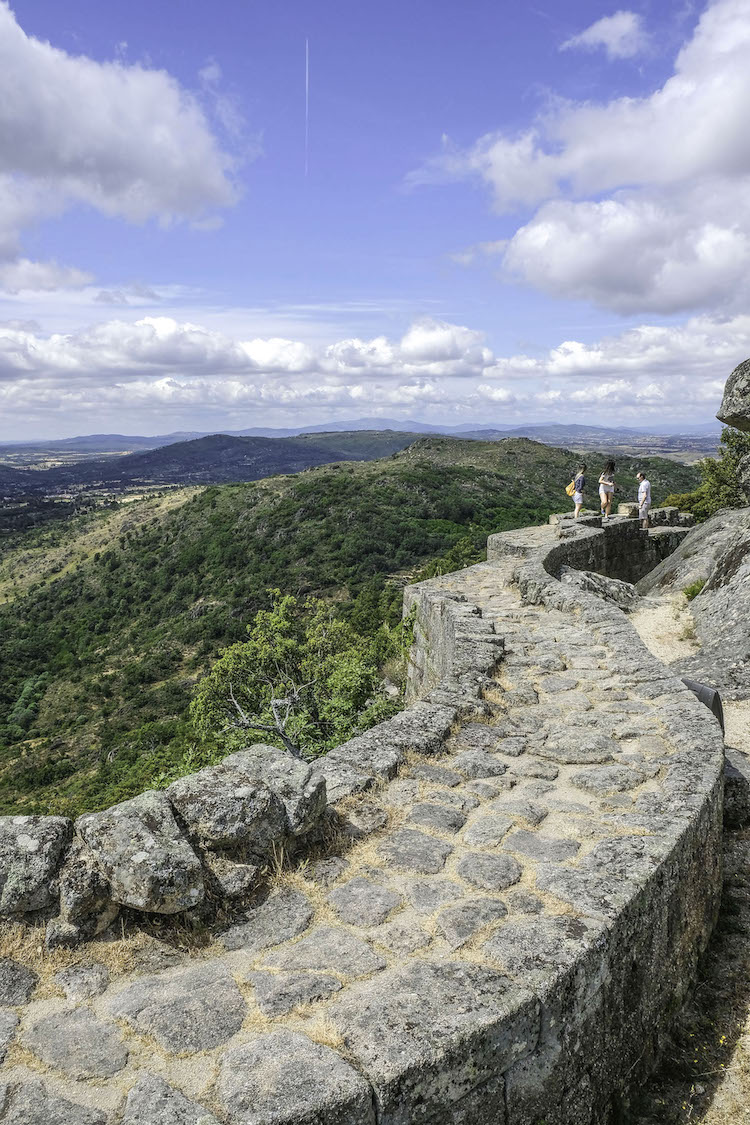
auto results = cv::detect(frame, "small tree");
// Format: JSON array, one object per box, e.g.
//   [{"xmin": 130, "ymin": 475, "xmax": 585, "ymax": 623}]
[
  {"xmin": 665, "ymin": 427, "xmax": 750, "ymax": 520},
  {"xmin": 190, "ymin": 591, "xmax": 412, "ymax": 758}
]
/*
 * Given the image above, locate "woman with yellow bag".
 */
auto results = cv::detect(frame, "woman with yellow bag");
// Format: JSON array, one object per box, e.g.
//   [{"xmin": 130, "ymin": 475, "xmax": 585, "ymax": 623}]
[{"xmin": 565, "ymin": 463, "xmax": 587, "ymax": 519}]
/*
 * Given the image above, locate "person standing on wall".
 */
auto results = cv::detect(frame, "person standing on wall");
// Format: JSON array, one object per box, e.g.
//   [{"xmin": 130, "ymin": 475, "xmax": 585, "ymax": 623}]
[
  {"xmin": 598, "ymin": 460, "xmax": 616, "ymax": 519},
  {"xmin": 637, "ymin": 471, "xmax": 651, "ymax": 529},
  {"xmin": 573, "ymin": 463, "xmax": 587, "ymax": 519}
]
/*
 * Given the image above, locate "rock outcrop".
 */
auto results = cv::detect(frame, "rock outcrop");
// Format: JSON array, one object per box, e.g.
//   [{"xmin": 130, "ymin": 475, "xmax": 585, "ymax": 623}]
[{"xmin": 718, "ymin": 357, "xmax": 750, "ymax": 432}]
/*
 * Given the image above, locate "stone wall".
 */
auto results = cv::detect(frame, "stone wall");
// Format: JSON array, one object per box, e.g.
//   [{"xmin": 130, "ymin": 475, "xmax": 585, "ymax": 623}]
[
  {"xmin": 0, "ymin": 509, "xmax": 726, "ymax": 1125},
  {"xmin": 489, "ymin": 506, "xmax": 693, "ymax": 586}
]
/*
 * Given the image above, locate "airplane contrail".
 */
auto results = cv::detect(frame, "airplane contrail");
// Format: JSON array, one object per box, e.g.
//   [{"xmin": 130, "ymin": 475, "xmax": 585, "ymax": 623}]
[{"xmin": 305, "ymin": 37, "xmax": 309, "ymax": 178}]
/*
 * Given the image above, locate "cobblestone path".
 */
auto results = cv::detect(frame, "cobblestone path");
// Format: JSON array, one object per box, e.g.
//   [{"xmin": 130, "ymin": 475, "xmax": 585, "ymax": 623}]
[{"xmin": 0, "ymin": 554, "xmax": 697, "ymax": 1124}]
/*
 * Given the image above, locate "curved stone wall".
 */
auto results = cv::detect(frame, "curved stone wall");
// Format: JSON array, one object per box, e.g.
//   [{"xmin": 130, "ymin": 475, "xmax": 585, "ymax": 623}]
[{"xmin": 0, "ymin": 511, "xmax": 725, "ymax": 1125}]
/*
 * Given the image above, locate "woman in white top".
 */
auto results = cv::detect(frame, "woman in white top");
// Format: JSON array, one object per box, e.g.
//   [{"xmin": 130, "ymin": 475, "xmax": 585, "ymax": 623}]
[{"xmin": 598, "ymin": 460, "xmax": 615, "ymax": 519}]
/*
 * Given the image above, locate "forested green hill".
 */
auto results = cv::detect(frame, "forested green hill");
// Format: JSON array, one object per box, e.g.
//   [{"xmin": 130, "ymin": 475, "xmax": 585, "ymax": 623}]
[{"xmin": 0, "ymin": 438, "xmax": 699, "ymax": 817}]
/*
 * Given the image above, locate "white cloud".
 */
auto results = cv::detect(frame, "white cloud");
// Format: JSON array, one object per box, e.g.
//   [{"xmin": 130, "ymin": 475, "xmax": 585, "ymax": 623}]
[
  {"xmin": 0, "ymin": 258, "xmax": 93, "ymax": 293},
  {"xmin": 418, "ymin": 0, "xmax": 750, "ymax": 314},
  {"xmin": 560, "ymin": 11, "xmax": 648, "ymax": 59},
  {"xmin": 0, "ymin": 310, "xmax": 743, "ymax": 436},
  {"xmin": 0, "ymin": 3, "xmax": 238, "ymax": 291}
]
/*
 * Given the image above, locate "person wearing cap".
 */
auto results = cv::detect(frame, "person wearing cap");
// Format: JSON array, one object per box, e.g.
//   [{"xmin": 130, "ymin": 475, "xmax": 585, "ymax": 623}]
[{"xmin": 636, "ymin": 471, "xmax": 651, "ymax": 528}]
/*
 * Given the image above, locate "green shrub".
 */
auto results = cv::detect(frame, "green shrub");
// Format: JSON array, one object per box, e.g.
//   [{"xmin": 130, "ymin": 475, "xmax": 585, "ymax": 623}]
[
  {"xmin": 683, "ymin": 578, "xmax": 706, "ymax": 601},
  {"xmin": 665, "ymin": 428, "xmax": 750, "ymax": 521}
]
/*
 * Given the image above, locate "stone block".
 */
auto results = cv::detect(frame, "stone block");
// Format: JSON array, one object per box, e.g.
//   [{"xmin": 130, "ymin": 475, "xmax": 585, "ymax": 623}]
[
  {"xmin": 54, "ymin": 962, "xmax": 109, "ymax": 1001},
  {"xmin": 247, "ymin": 970, "xmax": 342, "ymax": 1016},
  {"xmin": 436, "ymin": 897, "xmax": 508, "ymax": 948},
  {"xmin": 456, "ymin": 853, "xmax": 522, "ymax": 892},
  {"xmin": 0, "ymin": 958, "xmax": 37, "ymax": 1006},
  {"xmin": 108, "ymin": 961, "xmax": 246, "ymax": 1053},
  {"xmin": 23, "ymin": 1008, "xmax": 128, "ymax": 1079},
  {"xmin": 378, "ymin": 829, "xmax": 453, "ymax": 874},
  {"xmin": 262, "ymin": 926, "xmax": 385, "ymax": 979},
  {"xmin": 406, "ymin": 802, "xmax": 467, "ymax": 835},
  {"xmin": 220, "ymin": 887, "xmax": 313, "ymax": 953},
  {"xmin": 0, "ymin": 815, "xmax": 72, "ymax": 915},
  {"xmin": 221, "ymin": 744, "xmax": 327, "ymax": 835},
  {"xmin": 77, "ymin": 790, "xmax": 203, "ymax": 914},
  {"xmin": 327, "ymin": 877, "xmax": 402, "ymax": 926},
  {"xmin": 48, "ymin": 837, "xmax": 119, "ymax": 947},
  {"xmin": 121, "ymin": 1073, "xmax": 220, "ymax": 1125},
  {"xmin": 217, "ymin": 1030, "xmax": 375, "ymax": 1125},
  {"xmin": 0, "ymin": 1077, "xmax": 106, "ymax": 1125}
]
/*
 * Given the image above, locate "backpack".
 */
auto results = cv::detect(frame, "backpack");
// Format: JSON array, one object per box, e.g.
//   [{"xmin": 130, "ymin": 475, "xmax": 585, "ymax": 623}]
[{"xmin": 565, "ymin": 480, "xmax": 576, "ymax": 497}]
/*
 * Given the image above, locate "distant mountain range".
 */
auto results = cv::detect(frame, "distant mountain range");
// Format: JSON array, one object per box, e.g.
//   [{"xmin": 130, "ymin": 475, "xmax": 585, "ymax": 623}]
[{"xmin": 0, "ymin": 416, "xmax": 725, "ymax": 454}]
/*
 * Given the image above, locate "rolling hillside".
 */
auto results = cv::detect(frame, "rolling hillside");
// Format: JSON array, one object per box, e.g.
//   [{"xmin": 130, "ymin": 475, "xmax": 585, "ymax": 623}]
[{"xmin": 0, "ymin": 438, "xmax": 699, "ymax": 817}]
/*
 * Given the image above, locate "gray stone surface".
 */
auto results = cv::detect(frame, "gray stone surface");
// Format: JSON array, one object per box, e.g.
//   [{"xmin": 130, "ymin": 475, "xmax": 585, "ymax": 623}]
[
  {"xmin": 410, "ymin": 763, "xmax": 461, "ymax": 786},
  {"xmin": 503, "ymin": 830, "xmax": 580, "ymax": 863},
  {"xmin": 462, "ymin": 814, "xmax": 514, "ymax": 848},
  {"xmin": 717, "ymin": 356, "xmax": 750, "ymax": 430},
  {"xmin": 571, "ymin": 765, "xmax": 647, "ymax": 795},
  {"xmin": 402, "ymin": 877, "xmax": 464, "ymax": 915},
  {"xmin": 221, "ymin": 887, "xmax": 313, "ymax": 952},
  {"xmin": 217, "ymin": 1030, "xmax": 375, "ymax": 1125},
  {"xmin": 108, "ymin": 961, "xmax": 246, "ymax": 1052},
  {"xmin": 23, "ymin": 1008, "xmax": 128, "ymax": 1079},
  {"xmin": 505, "ymin": 889, "xmax": 544, "ymax": 914},
  {"xmin": 378, "ymin": 828, "xmax": 452, "ymax": 873},
  {"xmin": 202, "ymin": 851, "xmax": 260, "ymax": 899},
  {"xmin": 248, "ymin": 970, "xmax": 342, "ymax": 1016},
  {"xmin": 487, "ymin": 798, "xmax": 547, "ymax": 827},
  {"xmin": 537, "ymin": 729, "xmax": 617, "ymax": 765},
  {"xmin": 50, "ymin": 838, "xmax": 118, "ymax": 947},
  {"xmin": 452, "ymin": 723, "xmax": 503, "ymax": 752},
  {"xmin": 168, "ymin": 762, "xmax": 286, "ymax": 855},
  {"xmin": 0, "ymin": 1077, "xmax": 107, "ymax": 1124},
  {"xmin": 328, "ymin": 877, "xmax": 401, "ymax": 926},
  {"xmin": 406, "ymin": 802, "xmax": 467, "ymax": 834},
  {"xmin": 215, "ymin": 744, "xmax": 327, "ymax": 835},
  {"xmin": 451, "ymin": 751, "xmax": 507, "ymax": 779},
  {"xmin": 0, "ymin": 959, "xmax": 37, "ymax": 1006},
  {"xmin": 0, "ymin": 1011, "xmax": 18, "ymax": 1062},
  {"xmin": 262, "ymin": 926, "xmax": 385, "ymax": 978},
  {"xmin": 436, "ymin": 897, "xmax": 508, "ymax": 948},
  {"xmin": 340, "ymin": 802, "xmax": 389, "ymax": 839},
  {"xmin": 305, "ymin": 857, "xmax": 349, "ymax": 886},
  {"xmin": 121, "ymin": 1073, "xmax": 220, "ymax": 1125},
  {"xmin": 424, "ymin": 788, "xmax": 479, "ymax": 812},
  {"xmin": 330, "ymin": 960, "xmax": 537, "ymax": 1123},
  {"xmin": 495, "ymin": 737, "xmax": 528, "ymax": 757},
  {"xmin": 55, "ymin": 962, "xmax": 109, "ymax": 1001},
  {"xmin": 457, "ymin": 853, "xmax": 522, "ymax": 892},
  {"xmin": 482, "ymin": 914, "xmax": 605, "ymax": 988},
  {"xmin": 0, "ymin": 815, "xmax": 71, "ymax": 915},
  {"xmin": 77, "ymin": 791, "xmax": 203, "ymax": 914},
  {"xmin": 509, "ymin": 759, "xmax": 559, "ymax": 780},
  {"xmin": 368, "ymin": 912, "xmax": 431, "ymax": 954}
]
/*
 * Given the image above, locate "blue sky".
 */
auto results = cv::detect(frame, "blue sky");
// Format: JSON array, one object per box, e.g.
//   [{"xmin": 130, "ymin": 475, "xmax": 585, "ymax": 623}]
[{"xmin": 1, "ymin": 0, "xmax": 749, "ymax": 438}]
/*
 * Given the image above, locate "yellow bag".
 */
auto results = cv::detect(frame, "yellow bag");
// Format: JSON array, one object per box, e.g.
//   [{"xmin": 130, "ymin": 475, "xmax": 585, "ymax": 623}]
[{"xmin": 565, "ymin": 480, "xmax": 576, "ymax": 497}]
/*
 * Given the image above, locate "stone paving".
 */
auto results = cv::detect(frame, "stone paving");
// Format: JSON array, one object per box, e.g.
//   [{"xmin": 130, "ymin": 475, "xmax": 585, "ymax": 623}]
[{"xmin": 0, "ymin": 544, "xmax": 721, "ymax": 1123}]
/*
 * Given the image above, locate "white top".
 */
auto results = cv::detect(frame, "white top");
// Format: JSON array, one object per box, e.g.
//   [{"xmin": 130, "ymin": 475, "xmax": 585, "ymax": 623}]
[{"xmin": 638, "ymin": 479, "xmax": 651, "ymax": 506}]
